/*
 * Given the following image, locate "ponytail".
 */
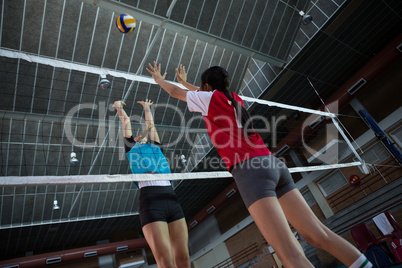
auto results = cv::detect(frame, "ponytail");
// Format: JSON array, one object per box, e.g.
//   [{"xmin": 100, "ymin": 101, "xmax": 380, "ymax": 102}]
[{"xmin": 201, "ymin": 66, "xmax": 254, "ymax": 135}]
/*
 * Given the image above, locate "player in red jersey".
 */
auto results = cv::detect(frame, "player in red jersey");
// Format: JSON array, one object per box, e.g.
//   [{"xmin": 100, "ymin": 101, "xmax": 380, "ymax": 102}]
[{"xmin": 147, "ymin": 62, "xmax": 371, "ymax": 268}]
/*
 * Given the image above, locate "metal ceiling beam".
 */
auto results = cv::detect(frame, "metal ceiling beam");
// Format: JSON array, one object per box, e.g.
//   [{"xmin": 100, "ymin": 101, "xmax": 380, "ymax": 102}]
[{"xmin": 81, "ymin": 0, "xmax": 286, "ymax": 67}]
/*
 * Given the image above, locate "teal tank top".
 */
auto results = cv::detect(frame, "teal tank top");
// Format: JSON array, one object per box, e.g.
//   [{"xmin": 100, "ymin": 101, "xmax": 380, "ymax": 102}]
[{"xmin": 126, "ymin": 142, "xmax": 171, "ymax": 188}]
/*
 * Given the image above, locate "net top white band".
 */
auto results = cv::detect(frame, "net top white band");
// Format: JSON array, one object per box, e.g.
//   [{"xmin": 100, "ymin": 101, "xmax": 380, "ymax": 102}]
[
  {"xmin": 0, "ymin": 162, "xmax": 364, "ymax": 185},
  {"xmin": 0, "ymin": 48, "xmax": 186, "ymax": 89},
  {"xmin": 1, "ymin": 48, "xmax": 336, "ymax": 118},
  {"xmin": 239, "ymin": 96, "xmax": 336, "ymax": 117}
]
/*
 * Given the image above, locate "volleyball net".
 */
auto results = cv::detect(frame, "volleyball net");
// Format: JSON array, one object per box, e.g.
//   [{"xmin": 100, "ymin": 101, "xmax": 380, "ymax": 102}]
[
  {"xmin": 0, "ymin": 48, "xmax": 370, "ymax": 184},
  {"xmin": 177, "ymin": 93, "xmax": 370, "ymax": 180},
  {"xmin": 0, "ymin": 160, "xmax": 365, "ymax": 185},
  {"xmin": 0, "ymin": 88, "xmax": 370, "ymax": 185},
  {"xmin": 238, "ymin": 96, "xmax": 369, "ymax": 172}
]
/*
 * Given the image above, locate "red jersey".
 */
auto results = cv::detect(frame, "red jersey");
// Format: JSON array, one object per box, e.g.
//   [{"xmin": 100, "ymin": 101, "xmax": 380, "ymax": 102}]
[{"xmin": 187, "ymin": 90, "xmax": 271, "ymax": 171}]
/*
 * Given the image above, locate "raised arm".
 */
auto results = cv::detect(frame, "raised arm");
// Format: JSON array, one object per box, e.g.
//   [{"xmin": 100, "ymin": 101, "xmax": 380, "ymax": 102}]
[
  {"xmin": 146, "ymin": 61, "xmax": 188, "ymax": 102},
  {"xmin": 137, "ymin": 99, "xmax": 160, "ymax": 143},
  {"xmin": 113, "ymin": 101, "xmax": 132, "ymax": 138},
  {"xmin": 176, "ymin": 64, "xmax": 199, "ymax": 92}
]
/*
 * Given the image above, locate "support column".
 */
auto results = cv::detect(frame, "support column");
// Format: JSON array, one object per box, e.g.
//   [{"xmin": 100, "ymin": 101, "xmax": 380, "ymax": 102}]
[
  {"xmin": 307, "ymin": 182, "xmax": 334, "ymax": 218},
  {"xmin": 289, "ymin": 150, "xmax": 333, "ymax": 218}
]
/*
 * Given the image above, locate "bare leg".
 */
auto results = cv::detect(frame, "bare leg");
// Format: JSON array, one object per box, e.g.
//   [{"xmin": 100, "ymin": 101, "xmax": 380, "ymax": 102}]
[
  {"xmin": 142, "ymin": 221, "xmax": 175, "ymax": 268},
  {"xmin": 168, "ymin": 218, "xmax": 190, "ymax": 268},
  {"xmin": 248, "ymin": 196, "xmax": 314, "ymax": 268},
  {"xmin": 279, "ymin": 189, "xmax": 361, "ymax": 266}
]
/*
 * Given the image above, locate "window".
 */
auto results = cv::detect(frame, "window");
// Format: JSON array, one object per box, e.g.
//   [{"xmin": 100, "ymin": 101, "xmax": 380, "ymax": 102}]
[
  {"xmin": 302, "ymin": 190, "xmax": 317, "ymax": 206},
  {"xmin": 361, "ymin": 142, "xmax": 391, "ymax": 164},
  {"xmin": 318, "ymin": 170, "xmax": 348, "ymax": 197},
  {"xmin": 390, "ymin": 125, "xmax": 402, "ymax": 149},
  {"xmin": 354, "ymin": 142, "xmax": 391, "ymax": 172}
]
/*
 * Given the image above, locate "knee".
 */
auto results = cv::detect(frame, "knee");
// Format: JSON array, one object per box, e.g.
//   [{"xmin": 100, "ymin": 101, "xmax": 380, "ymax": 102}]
[
  {"xmin": 174, "ymin": 253, "xmax": 190, "ymax": 268},
  {"xmin": 156, "ymin": 256, "xmax": 175, "ymax": 268},
  {"xmin": 301, "ymin": 227, "xmax": 332, "ymax": 249}
]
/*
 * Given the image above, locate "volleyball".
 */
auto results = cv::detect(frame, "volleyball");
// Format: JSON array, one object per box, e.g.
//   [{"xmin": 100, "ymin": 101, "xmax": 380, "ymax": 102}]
[{"xmin": 116, "ymin": 14, "xmax": 136, "ymax": 34}]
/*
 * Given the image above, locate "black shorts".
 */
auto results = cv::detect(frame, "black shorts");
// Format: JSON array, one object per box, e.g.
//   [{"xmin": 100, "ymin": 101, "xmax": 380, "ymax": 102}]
[
  {"xmin": 139, "ymin": 186, "xmax": 185, "ymax": 227},
  {"xmin": 231, "ymin": 155, "xmax": 297, "ymax": 208}
]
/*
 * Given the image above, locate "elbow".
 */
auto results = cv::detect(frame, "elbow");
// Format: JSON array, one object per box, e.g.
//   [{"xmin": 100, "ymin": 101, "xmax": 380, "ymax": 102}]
[
  {"xmin": 164, "ymin": 86, "xmax": 186, "ymax": 101},
  {"xmin": 171, "ymin": 88, "xmax": 187, "ymax": 102},
  {"xmin": 169, "ymin": 87, "xmax": 179, "ymax": 98},
  {"xmin": 122, "ymin": 117, "xmax": 130, "ymax": 124},
  {"xmin": 170, "ymin": 91, "xmax": 178, "ymax": 99}
]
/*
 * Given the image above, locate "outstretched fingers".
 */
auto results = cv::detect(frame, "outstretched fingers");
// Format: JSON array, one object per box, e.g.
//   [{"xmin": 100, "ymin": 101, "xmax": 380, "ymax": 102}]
[
  {"xmin": 176, "ymin": 64, "xmax": 187, "ymax": 82},
  {"xmin": 137, "ymin": 99, "xmax": 153, "ymax": 107},
  {"xmin": 146, "ymin": 61, "xmax": 167, "ymax": 80},
  {"xmin": 146, "ymin": 63, "xmax": 155, "ymax": 75},
  {"xmin": 179, "ymin": 64, "xmax": 186, "ymax": 73}
]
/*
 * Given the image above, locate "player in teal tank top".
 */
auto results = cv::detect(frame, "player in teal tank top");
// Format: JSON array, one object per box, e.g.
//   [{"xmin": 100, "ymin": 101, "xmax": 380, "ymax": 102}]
[{"xmin": 113, "ymin": 97, "xmax": 190, "ymax": 268}]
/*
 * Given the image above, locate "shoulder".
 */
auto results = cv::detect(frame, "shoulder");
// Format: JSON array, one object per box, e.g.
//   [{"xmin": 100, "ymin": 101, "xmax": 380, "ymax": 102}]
[
  {"xmin": 232, "ymin": 92, "xmax": 245, "ymax": 106},
  {"xmin": 124, "ymin": 136, "xmax": 136, "ymax": 153},
  {"xmin": 186, "ymin": 90, "xmax": 216, "ymax": 116},
  {"xmin": 125, "ymin": 136, "xmax": 135, "ymax": 143},
  {"xmin": 231, "ymin": 92, "xmax": 242, "ymax": 101},
  {"xmin": 187, "ymin": 90, "xmax": 214, "ymax": 100},
  {"xmin": 149, "ymin": 140, "xmax": 162, "ymax": 147},
  {"xmin": 148, "ymin": 141, "xmax": 164, "ymax": 153}
]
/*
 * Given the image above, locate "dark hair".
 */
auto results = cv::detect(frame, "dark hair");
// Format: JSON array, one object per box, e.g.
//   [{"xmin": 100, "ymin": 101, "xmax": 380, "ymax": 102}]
[{"xmin": 201, "ymin": 66, "xmax": 254, "ymax": 134}]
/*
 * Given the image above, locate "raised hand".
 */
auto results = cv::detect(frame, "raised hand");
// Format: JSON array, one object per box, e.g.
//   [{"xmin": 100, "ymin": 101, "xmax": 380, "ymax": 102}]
[
  {"xmin": 146, "ymin": 61, "xmax": 167, "ymax": 81},
  {"xmin": 112, "ymin": 100, "xmax": 126, "ymax": 109},
  {"xmin": 175, "ymin": 64, "xmax": 187, "ymax": 83},
  {"xmin": 137, "ymin": 99, "xmax": 153, "ymax": 109}
]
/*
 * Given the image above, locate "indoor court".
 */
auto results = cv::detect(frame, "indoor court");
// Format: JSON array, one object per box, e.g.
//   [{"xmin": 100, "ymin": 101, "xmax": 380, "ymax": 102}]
[{"xmin": 0, "ymin": 0, "xmax": 401, "ymax": 267}]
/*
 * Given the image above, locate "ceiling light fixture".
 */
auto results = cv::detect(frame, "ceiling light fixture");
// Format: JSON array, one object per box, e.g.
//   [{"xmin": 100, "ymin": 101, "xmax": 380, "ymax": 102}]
[
  {"xmin": 70, "ymin": 152, "xmax": 79, "ymax": 166},
  {"xmin": 180, "ymin": 154, "xmax": 187, "ymax": 164},
  {"xmin": 53, "ymin": 200, "xmax": 60, "ymax": 210},
  {"xmin": 279, "ymin": 0, "xmax": 313, "ymax": 25},
  {"xmin": 99, "ymin": 74, "xmax": 111, "ymax": 90},
  {"xmin": 299, "ymin": 10, "xmax": 313, "ymax": 25}
]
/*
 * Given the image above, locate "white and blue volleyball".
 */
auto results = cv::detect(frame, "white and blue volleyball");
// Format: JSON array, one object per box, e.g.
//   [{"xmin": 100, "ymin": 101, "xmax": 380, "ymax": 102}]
[{"xmin": 116, "ymin": 14, "xmax": 136, "ymax": 34}]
